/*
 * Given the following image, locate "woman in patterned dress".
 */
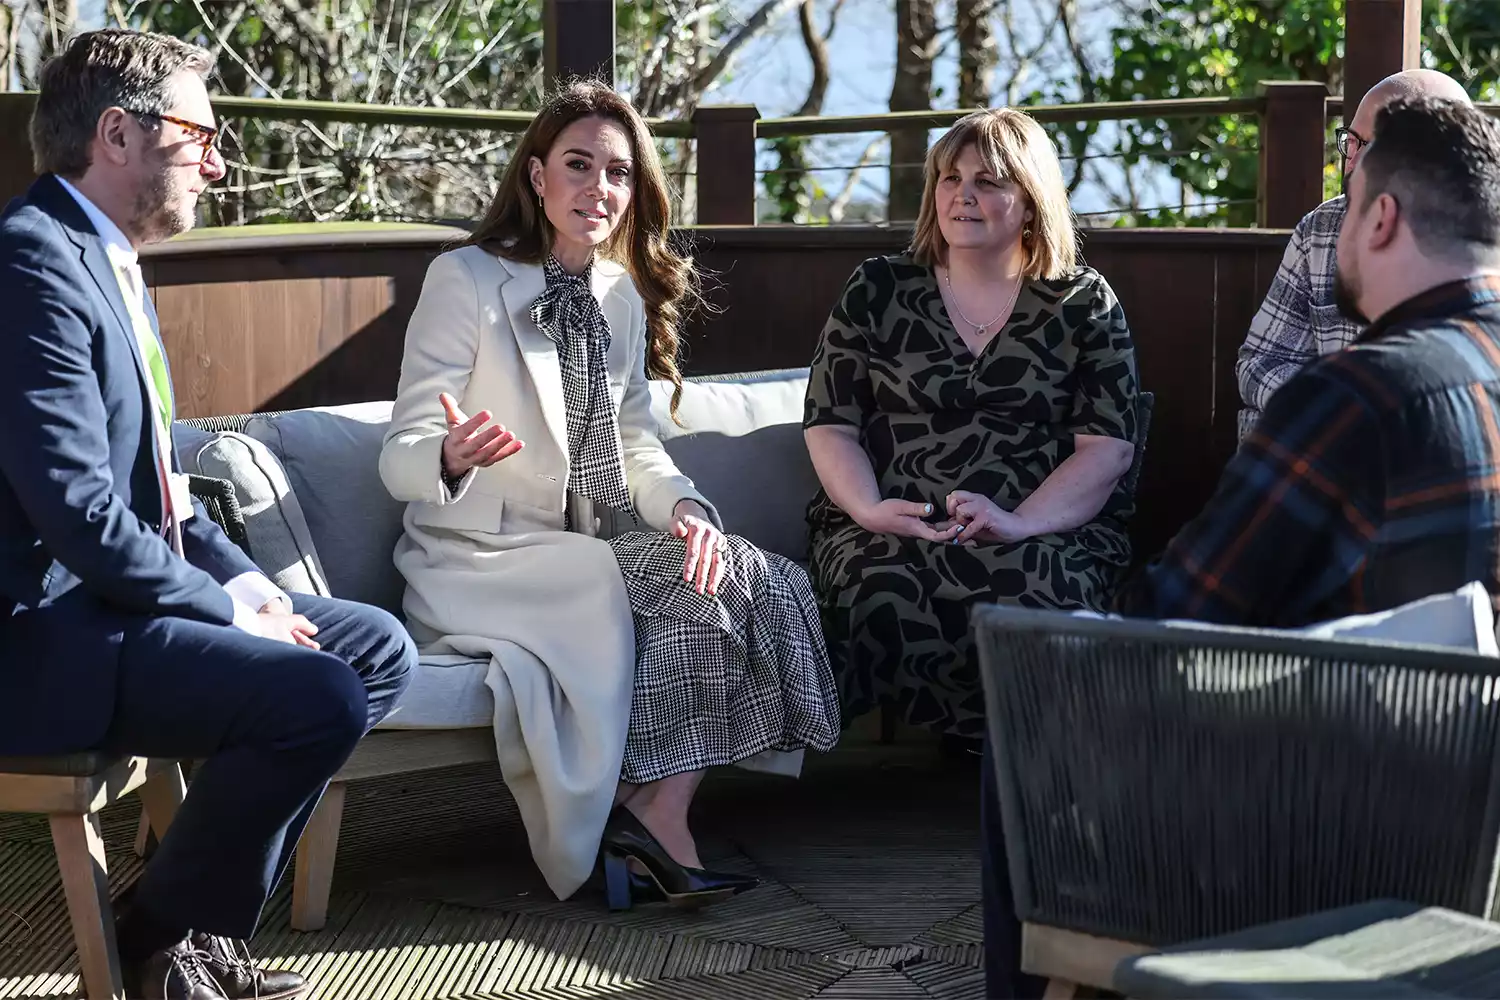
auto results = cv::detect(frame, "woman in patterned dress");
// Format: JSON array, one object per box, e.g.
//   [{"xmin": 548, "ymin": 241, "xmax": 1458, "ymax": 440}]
[
  {"xmin": 379, "ymin": 81, "xmax": 839, "ymax": 911},
  {"xmin": 803, "ymin": 108, "xmax": 1141, "ymax": 744}
]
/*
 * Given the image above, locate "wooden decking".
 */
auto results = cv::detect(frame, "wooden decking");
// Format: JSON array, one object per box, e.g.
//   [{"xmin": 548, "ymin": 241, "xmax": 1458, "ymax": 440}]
[{"xmin": 0, "ymin": 737, "xmax": 985, "ymax": 999}]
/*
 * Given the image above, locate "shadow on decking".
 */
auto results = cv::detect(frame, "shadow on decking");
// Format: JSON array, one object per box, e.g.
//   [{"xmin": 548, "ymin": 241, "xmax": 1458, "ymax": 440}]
[{"xmin": 0, "ymin": 729, "xmax": 986, "ymax": 999}]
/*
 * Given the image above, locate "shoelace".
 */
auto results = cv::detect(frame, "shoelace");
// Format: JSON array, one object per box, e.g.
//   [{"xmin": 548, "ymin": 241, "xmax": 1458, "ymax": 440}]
[
  {"xmin": 217, "ymin": 936, "xmax": 266, "ymax": 998},
  {"xmin": 224, "ymin": 936, "xmax": 256, "ymax": 975},
  {"xmin": 168, "ymin": 947, "xmax": 220, "ymax": 993}
]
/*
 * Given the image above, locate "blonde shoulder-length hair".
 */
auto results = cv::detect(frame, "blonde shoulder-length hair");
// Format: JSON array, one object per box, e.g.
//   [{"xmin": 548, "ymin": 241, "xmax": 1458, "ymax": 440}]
[{"xmin": 910, "ymin": 108, "xmax": 1077, "ymax": 280}]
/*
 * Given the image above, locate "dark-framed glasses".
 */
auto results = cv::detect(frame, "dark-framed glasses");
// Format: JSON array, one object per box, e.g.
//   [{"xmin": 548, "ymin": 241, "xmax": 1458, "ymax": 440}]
[
  {"xmin": 125, "ymin": 109, "xmax": 223, "ymax": 165},
  {"xmin": 1335, "ymin": 126, "xmax": 1369, "ymax": 160}
]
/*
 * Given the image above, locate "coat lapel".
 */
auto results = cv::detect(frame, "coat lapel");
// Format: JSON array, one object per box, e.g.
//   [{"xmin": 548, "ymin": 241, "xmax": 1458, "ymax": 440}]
[
  {"xmin": 37, "ymin": 177, "xmax": 158, "ymax": 419},
  {"xmin": 497, "ymin": 257, "xmax": 569, "ymax": 456},
  {"xmin": 32, "ymin": 175, "xmax": 170, "ymax": 493},
  {"xmin": 76, "ymin": 237, "xmax": 154, "ymax": 400}
]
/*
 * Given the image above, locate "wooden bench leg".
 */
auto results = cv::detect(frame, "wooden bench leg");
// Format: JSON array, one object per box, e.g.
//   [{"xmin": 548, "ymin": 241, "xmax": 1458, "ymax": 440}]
[
  {"xmin": 132, "ymin": 811, "xmax": 152, "ymax": 858},
  {"xmin": 138, "ymin": 763, "xmax": 187, "ymax": 845},
  {"xmin": 49, "ymin": 812, "xmax": 124, "ymax": 1000},
  {"xmin": 133, "ymin": 763, "xmax": 187, "ymax": 858},
  {"xmin": 1022, "ymin": 922, "xmax": 1152, "ymax": 998},
  {"xmin": 291, "ymin": 781, "xmax": 347, "ymax": 932}
]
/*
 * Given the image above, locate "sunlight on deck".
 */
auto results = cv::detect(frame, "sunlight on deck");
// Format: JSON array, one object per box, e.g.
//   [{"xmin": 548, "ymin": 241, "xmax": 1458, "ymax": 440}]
[{"xmin": 1, "ymin": 737, "xmax": 986, "ymax": 999}]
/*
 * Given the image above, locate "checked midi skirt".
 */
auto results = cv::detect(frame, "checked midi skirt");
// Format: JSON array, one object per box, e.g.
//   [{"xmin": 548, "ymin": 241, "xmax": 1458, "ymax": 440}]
[{"xmin": 606, "ymin": 530, "xmax": 842, "ymax": 784}]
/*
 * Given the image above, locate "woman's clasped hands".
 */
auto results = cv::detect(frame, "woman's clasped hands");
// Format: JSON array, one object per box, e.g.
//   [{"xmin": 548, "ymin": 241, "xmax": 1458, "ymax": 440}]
[
  {"xmin": 439, "ymin": 392, "xmax": 524, "ymax": 477},
  {"xmin": 852, "ymin": 493, "xmax": 1032, "ymax": 545},
  {"xmin": 943, "ymin": 491, "xmax": 1031, "ymax": 545}
]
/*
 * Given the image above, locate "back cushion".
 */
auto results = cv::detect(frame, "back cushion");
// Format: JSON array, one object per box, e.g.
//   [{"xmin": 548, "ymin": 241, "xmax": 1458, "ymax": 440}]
[
  {"xmin": 186, "ymin": 431, "xmax": 331, "ymax": 597},
  {"xmin": 648, "ymin": 369, "xmax": 817, "ymax": 561},
  {"xmin": 231, "ymin": 370, "xmax": 818, "ymax": 611},
  {"xmin": 245, "ymin": 402, "xmax": 407, "ymax": 615}
]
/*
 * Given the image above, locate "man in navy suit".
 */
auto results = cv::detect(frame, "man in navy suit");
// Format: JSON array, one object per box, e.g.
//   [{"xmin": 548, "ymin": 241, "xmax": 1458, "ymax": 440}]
[{"xmin": 0, "ymin": 30, "xmax": 415, "ymax": 1000}]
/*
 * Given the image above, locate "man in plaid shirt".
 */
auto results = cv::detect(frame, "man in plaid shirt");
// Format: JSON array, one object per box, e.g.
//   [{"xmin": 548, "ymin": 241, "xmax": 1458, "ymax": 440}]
[
  {"xmin": 1116, "ymin": 96, "xmax": 1500, "ymax": 627},
  {"xmin": 1236, "ymin": 70, "xmax": 1470, "ymax": 440}
]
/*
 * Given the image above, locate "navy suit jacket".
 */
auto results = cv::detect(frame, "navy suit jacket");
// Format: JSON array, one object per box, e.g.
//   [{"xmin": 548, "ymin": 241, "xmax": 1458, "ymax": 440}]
[{"xmin": 0, "ymin": 175, "xmax": 265, "ymax": 754}]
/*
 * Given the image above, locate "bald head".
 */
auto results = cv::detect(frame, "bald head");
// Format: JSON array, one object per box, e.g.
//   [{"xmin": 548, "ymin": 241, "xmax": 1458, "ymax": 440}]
[
  {"xmin": 1351, "ymin": 69, "xmax": 1471, "ymax": 138},
  {"xmin": 1342, "ymin": 70, "xmax": 1470, "ymax": 179}
]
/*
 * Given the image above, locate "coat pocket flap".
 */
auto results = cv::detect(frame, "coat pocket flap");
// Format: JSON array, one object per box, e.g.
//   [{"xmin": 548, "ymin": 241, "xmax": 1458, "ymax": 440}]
[{"xmin": 411, "ymin": 494, "xmax": 504, "ymax": 534}]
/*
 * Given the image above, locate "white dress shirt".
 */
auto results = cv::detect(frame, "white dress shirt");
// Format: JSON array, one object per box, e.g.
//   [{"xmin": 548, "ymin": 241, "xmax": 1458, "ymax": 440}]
[{"xmin": 55, "ymin": 176, "xmax": 288, "ymax": 633}]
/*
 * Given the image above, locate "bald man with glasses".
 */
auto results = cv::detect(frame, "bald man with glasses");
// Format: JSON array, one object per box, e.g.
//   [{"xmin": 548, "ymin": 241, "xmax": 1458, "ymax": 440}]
[{"xmin": 1234, "ymin": 69, "xmax": 1471, "ymax": 442}]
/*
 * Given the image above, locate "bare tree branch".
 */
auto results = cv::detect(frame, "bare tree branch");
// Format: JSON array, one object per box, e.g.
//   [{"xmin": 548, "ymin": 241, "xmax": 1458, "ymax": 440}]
[
  {"xmin": 189, "ymin": 0, "xmax": 285, "ymax": 99},
  {"xmin": 1059, "ymin": 0, "xmax": 1097, "ymax": 101},
  {"xmin": 823, "ymin": 0, "xmax": 847, "ymax": 41},
  {"xmin": 829, "ymin": 135, "xmax": 885, "ymax": 222},
  {"xmin": 687, "ymin": 0, "xmax": 801, "ymax": 101},
  {"xmin": 1001, "ymin": 0, "xmax": 1063, "ymax": 105},
  {"xmin": 795, "ymin": 0, "xmax": 831, "ymax": 117},
  {"xmin": 956, "ymin": 0, "xmax": 997, "ymax": 107},
  {"xmin": 888, "ymin": 0, "xmax": 937, "ymax": 221}
]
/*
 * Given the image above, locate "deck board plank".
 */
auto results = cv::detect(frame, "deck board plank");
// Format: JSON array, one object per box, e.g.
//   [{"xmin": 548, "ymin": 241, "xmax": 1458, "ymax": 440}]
[{"xmin": 0, "ymin": 739, "xmax": 985, "ymax": 998}]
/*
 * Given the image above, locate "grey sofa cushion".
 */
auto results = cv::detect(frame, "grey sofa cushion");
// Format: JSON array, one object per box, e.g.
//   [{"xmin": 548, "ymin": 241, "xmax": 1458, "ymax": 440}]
[
  {"xmin": 219, "ymin": 370, "xmax": 816, "ymax": 613},
  {"xmin": 649, "ymin": 368, "xmax": 815, "ymax": 561},
  {"xmin": 183, "ymin": 431, "xmax": 331, "ymax": 597},
  {"xmin": 245, "ymin": 401, "xmax": 407, "ymax": 615}
]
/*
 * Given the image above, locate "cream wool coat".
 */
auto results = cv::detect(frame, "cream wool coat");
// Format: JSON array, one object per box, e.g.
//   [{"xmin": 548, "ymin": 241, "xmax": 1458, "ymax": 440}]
[{"xmin": 378, "ymin": 244, "xmax": 717, "ymax": 900}]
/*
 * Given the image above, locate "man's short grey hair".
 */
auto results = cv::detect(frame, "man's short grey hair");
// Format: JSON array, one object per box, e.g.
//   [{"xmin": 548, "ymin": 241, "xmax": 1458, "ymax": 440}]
[{"xmin": 29, "ymin": 29, "xmax": 214, "ymax": 178}]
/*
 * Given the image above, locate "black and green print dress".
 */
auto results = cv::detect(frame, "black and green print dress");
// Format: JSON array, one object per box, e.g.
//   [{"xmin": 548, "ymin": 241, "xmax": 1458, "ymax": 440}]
[{"xmin": 804, "ymin": 253, "xmax": 1140, "ymax": 739}]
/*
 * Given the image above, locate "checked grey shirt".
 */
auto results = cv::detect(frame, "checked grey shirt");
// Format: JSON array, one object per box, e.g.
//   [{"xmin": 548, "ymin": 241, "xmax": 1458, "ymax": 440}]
[{"xmin": 1235, "ymin": 195, "xmax": 1364, "ymax": 440}]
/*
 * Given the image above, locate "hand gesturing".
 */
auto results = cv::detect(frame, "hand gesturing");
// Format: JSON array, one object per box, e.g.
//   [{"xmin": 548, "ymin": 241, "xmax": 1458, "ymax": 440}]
[{"xmin": 440, "ymin": 392, "xmax": 523, "ymax": 478}]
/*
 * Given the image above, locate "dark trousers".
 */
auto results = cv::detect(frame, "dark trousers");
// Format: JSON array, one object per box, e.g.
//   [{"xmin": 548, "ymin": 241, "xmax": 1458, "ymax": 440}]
[
  {"xmin": 982, "ymin": 735, "xmax": 1046, "ymax": 999},
  {"xmin": 99, "ymin": 592, "xmax": 415, "ymax": 939}
]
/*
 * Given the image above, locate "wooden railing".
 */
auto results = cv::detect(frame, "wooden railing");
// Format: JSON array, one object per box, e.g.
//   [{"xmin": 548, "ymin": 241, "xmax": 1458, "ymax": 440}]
[{"xmin": 0, "ymin": 89, "xmax": 1331, "ymax": 229}]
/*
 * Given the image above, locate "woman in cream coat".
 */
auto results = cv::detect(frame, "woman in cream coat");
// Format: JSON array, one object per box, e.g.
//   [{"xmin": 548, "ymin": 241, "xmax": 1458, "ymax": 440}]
[{"xmin": 379, "ymin": 81, "xmax": 840, "ymax": 910}]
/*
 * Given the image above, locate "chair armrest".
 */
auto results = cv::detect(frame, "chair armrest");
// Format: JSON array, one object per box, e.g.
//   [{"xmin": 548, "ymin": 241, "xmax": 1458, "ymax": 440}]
[{"xmin": 187, "ymin": 474, "xmax": 252, "ymax": 558}]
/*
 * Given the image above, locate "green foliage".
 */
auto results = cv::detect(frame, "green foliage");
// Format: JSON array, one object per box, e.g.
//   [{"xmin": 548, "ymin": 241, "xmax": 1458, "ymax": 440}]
[
  {"xmin": 1102, "ymin": 0, "xmax": 1341, "ymax": 227},
  {"xmin": 1102, "ymin": 0, "xmax": 1500, "ymax": 228},
  {"xmin": 765, "ymin": 136, "xmax": 819, "ymax": 223}
]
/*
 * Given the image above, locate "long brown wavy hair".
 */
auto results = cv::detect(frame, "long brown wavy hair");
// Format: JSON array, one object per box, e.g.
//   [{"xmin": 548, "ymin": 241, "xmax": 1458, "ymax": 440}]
[{"xmin": 467, "ymin": 79, "xmax": 697, "ymax": 420}]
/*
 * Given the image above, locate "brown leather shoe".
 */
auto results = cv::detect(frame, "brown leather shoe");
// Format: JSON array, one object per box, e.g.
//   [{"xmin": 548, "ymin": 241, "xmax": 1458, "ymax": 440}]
[
  {"xmin": 192, "ymin": 932, "xmax": 306, "ymax": 1000},
  {"xmin": 121, "ymin": 938, "xmax": 228, "ymax": 1000}
]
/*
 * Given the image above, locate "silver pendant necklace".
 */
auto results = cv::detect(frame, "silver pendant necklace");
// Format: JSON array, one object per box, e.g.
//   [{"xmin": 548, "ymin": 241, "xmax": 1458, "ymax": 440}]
[{"xmin": 943, "ymin": 267, "xmax": 1022, "ymax": 337}]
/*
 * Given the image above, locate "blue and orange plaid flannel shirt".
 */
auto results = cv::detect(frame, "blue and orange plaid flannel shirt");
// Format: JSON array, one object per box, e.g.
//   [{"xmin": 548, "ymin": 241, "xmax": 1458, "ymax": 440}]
[{"xmin": 1117, "ymin": 276, "xmax": 1500, "ymax": 626}]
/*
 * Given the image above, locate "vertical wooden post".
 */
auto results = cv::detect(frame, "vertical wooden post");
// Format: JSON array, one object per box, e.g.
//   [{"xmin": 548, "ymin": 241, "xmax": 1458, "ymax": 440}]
[
  {"xmin": 0, "ymin": 93, "xmax": 37, "ymax": 206},
  {"xmin": 691, "ymin": 105, "xmax": 760, "ymax": 226},
  {"xmin": 1343, "ymin": 0, "xmax": 1422, "ymax": 121},
  {"xmin": 543, "ymin": 0, "xmax": 615, "ymax": 85},
  {"xmin": 1258, "ymin": 81, "xmax": 1329, "ymax": 229}
]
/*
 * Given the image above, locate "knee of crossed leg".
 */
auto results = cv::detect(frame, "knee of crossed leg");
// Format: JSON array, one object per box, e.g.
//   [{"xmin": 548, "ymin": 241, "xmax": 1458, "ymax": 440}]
[
  {"xmin": 292, "ymin": 652, "xmax": 372, "ymax": 752},
  {"xmin": 365, "ymin": 605, "xmax": 419, "ymax": 695}
]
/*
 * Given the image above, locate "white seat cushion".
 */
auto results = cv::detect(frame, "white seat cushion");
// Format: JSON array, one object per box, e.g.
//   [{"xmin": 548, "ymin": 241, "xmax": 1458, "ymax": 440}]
[
  {"xmin": 376, "ymin": 655, "xmax": 493, "ymax": 730},
  {"xmin": 1293, "ymin": 581, "xmax": 1499, "ymax": 655}
]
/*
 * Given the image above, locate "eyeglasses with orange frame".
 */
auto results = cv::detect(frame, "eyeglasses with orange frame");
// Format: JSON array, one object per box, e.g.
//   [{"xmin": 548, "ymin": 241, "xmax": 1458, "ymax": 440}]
[{"xmin": 125, "ymin": 109, "xmax": 223, "ymax": 165}]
